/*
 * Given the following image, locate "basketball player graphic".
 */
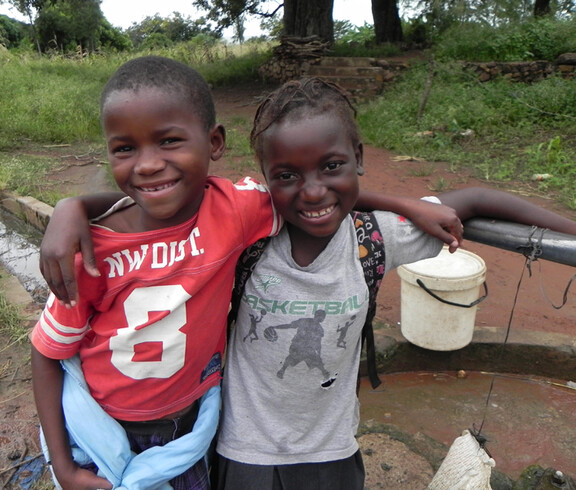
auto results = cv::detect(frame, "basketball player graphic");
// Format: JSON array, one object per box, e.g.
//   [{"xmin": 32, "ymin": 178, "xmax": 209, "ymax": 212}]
[{"xmin": 263, "ymin": 310, "xmax": 338, "ymax": 388}]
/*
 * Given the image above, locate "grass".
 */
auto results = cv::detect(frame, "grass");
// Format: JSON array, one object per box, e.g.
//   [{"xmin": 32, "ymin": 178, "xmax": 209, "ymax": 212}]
[
  {"xmin": 357, "ymin": 62, "xmax": 576, "ymax": 209},
  {"xmin": 222, "ymin": 114, "xmax": 260, "ymax": 174},
  {"xmin": 1, "ymin": 30, "xmax": 576, "ymax": 208},
  {"xmin": 0, "ymin": 291, "xmax": 28, "ymax": 344},
  {"xmin": 433, "ymin": 17, "xmax": 576, "ymax": 62},
  {"xmin": 0, "ymin": 43, "xmax": 270, "ymax": 203},
  {"xmin": 0, "ymin": 41, "xmax": 271, "ymax": 150},
  {"xmin": 408, "ymin": 163, "xmax": 436, "ymax": 177},
  {"xmin": 0, "ymin": 152, "xmax": 81, "ymax": 206},
  {"xmin": 0, "ymin": 54, "xmax": 114, "ymax": 149}
]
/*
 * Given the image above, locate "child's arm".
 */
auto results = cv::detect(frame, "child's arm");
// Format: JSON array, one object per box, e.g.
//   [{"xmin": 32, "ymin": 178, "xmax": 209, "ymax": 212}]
[
  {"xmin": 40, "ymin": 193, "xmax": 124, "ymax": 306},
  {"xmin": 356, "ymin": 191, "xmax": 463, "ymax": 252},
  {"xmin": 31, "ymin": 347, "xmax": 113, "ymax": 490},
  {"xmin": 438, "ymin": 187, "xmax": 576, "ymax": 234}
]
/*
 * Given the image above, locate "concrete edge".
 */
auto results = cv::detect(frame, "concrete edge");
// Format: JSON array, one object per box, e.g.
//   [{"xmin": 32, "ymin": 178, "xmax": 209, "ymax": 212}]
[
  {"xmin": 0, "ymin": 261, "xmax": 43, "ymax": 321},
  {"xmin": 362, "ymin": 324, "xmax": 576, "ymax": 382},
  {"xmin": 0, "ymin": 191, "xmax": 49, "ymax": 319},
  {"xmin": 1, "ymin": 190, "xmax": 53, "ymax": 232}
]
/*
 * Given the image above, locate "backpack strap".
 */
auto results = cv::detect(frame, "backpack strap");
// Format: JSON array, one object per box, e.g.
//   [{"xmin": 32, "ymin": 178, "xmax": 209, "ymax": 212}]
[
  {"xmin": 351, "ymin": 211, "xmax": 386, "ymax": 389},
  {"xmin": 228, "ymin": 237, "xmax": 271, "ymax": 334}
]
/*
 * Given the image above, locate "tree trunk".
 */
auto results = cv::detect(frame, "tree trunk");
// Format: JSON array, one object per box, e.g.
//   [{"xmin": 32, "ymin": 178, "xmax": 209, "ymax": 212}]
[
  {"xmin": 27, "ymin": 14, "xmax": 42, "ymax": 55},
  {"xmin": 372, "ymin": 0, "xmax": 402, "ymax": 44},
  {"xmin": 534, "ymin": 0, "xmax": 551, "ymax": 17},
  {"xmin": 283, "ymin": 0, "xmax": 334, "ymax": 44}
]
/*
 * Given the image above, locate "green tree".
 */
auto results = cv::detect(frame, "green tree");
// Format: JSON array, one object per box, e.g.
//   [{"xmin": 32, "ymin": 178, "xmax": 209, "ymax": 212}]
[
  {"xmin": 0, "ymin": 0, "xmax": 47, "ymax": 53},
  {"xmin": 67, "ymin": 0, "xmax": 102, "ymax": 51},
  {"xmin": 403, "ymin": 0, "xmax": 576, "ymax": 29},
  {"xmin": 193, "ymin": 0, "xmax": 335, "ymax": 43},
  {"xmin": 0, "ymin": 13, "xmax": 25, "ymax": 47},
  {"xmin": 140, "ymin": 31, "xmax": 173, "ymax": 50},
  {"xmin": 35, "ymin": 0, "xmax": 103, "ymax": 52},
  {"xmin": 98, "ymin": 18, "xmax": 132, "ymax": 51},
  {"xmin": 125, "ymin": 13, "xmax": 214, "ymax": 48},
  {"xmin": 534, "ymin": 0, "xmax": 551, "ymax": 15},
  {"xmin": 283, "ymin": 0, "xmax": 334, "ymax": 41},
  {"xmin": 1, "ymin": 0, "xmax": 125, "ymax": 53},
  {"xmin": 258, "ymin": 12, "xmax": 282, "ymax": 39}
]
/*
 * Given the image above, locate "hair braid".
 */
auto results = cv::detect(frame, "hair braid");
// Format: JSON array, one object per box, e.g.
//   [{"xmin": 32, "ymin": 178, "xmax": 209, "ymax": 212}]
[{"xmin": 251, "ymin": 78, "xmax": 360, "ymax": 162}]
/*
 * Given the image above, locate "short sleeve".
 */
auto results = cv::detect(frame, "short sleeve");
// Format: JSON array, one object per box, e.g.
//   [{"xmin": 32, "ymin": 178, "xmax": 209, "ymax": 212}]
[{"xmin": 231, "ymin": 177, "xmax": 283, "ymax": 247}]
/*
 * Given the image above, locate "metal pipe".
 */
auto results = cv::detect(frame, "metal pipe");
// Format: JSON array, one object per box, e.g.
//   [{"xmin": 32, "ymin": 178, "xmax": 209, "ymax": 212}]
[{"xmin": 463, "ymin": 217, "xmax": 576, "ymax": 268}]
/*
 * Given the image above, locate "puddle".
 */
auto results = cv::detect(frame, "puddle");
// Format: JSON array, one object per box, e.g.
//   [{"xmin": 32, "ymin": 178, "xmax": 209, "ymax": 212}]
[
  {"xmin": 359, "ymin": 371, "xmax": 576, "ymax": 480},
  {"xmin": 0, "ymin": 208, "xmax": 48, "ymax": 303}
]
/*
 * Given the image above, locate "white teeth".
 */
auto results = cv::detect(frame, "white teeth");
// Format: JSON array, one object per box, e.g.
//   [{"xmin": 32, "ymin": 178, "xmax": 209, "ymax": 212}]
[
  {"xmin": 140, "ymin": 182, "xmax": 174, "ymax": 192},
  {"xmin": 302, "ymin": 205, "xmax": 334, "ymax": 218}
]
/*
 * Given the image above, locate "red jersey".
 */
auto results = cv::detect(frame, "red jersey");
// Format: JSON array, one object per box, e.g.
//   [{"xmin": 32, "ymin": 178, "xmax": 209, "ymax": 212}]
[{"xmin": 31, "ymin": 176, "xmax": 280, "ymax": 421}]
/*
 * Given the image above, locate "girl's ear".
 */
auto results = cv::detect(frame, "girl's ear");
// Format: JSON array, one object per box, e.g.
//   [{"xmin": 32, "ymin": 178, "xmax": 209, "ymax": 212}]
[
  {"xmin": 356, "ymin": 142, "xmax": 364, "ymax": 176},
  {"xmin": 210, "ymin": 124, "xmax": 226, "ymax": 161}
]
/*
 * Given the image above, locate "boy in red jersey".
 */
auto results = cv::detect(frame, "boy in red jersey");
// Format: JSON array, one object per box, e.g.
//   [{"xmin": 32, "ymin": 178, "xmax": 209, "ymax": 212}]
[{"xmin": 31, "ymin": 56, "xmax": 282, "ymax": 490}]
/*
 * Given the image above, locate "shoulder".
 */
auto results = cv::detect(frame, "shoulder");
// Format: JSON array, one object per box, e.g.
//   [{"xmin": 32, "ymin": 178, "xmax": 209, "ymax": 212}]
[
  {"xmin": 206, "ymin": 175, "xmax": 268, "ymax": 194},
  {"xmin": 91, "ymin": 196, "xmax": 135, "ymax": 226},
  {"xmin": 203, "ymin": 176, "xmax": 281, "ymax": 238},
  {"xmin": 203, "ymin": 176, "xmax": 273, "ymax": 210}
]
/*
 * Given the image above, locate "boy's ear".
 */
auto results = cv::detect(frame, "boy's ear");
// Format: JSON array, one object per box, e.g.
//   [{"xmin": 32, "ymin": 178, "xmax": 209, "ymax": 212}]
[
  {"xmin": 356, "ymin": 142, "xmax": 364, "ymax": 176},
  {"xmin": 210, "ymin": 124, "xmax": 226, "ymax": 161}
]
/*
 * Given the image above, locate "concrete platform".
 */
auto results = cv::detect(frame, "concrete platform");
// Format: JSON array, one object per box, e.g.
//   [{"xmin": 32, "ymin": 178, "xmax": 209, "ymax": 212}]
[
  {"xmin": 370, "ymin": 322, "xmax": 576, "ymax": 381},
  {"xmin": 351, "ymin": 323, "xmax": 576, "ymax": 486}
]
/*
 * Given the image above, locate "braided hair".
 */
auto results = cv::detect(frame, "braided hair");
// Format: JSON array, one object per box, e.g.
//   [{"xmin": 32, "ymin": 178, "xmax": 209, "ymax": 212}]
[{"xmin": 251, "ymin": 78, "xmax": 360, "ymax": 163}]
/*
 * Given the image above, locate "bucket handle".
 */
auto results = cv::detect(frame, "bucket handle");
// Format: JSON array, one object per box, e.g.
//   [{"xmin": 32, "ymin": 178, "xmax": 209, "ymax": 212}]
[{"xmin": 416, "ymin": 279, "xmax": 488, "ymax": 308}]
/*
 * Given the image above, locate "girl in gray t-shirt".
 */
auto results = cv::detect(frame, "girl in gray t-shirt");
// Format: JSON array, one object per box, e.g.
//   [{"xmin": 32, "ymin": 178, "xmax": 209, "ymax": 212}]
[{"xmin": 216, "ymin": 77, "xmax": 576, "ymax": 490}]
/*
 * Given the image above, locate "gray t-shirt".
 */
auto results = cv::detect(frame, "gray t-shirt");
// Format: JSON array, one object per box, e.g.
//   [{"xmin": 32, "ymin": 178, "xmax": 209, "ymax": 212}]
[{"xmin": 217, "ymin": 206, "xmax": 443, "ymax": 465}]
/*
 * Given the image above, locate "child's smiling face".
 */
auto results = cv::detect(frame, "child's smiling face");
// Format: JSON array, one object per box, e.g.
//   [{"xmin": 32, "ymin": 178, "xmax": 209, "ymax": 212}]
[
  {"xmin": 102, "ymin": 87, "xmax": 225, "ymax": 231},
  {"xmin": 260, "ymin": 113, "xmax": 363, "ymax": 243}
]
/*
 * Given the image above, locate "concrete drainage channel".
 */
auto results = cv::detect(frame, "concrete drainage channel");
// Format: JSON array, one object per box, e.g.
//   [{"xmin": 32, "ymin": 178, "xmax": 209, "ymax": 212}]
[
  {"xmin": 0, "ymin": 208, "xmax": 47, "ymax": 302},
  {"xmin": 1, "ymin": 192, "xmax": 576, "ymax": 488},
  {"xmin": 0, "ymin": 194, "xmax": 50, "ymax": 305}
]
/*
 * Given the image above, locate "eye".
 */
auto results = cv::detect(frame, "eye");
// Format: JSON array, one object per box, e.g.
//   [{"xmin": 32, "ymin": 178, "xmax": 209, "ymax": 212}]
[
  {"xmin": 325, "ymin": 160, "xmax": 344, "ymax": 172},
  {"xmin": 111, "ymin": 144, "xmax": 134, "ymax": 155},
  {"xmin": 277, "ymin": 171, "xmax": 299, "ymax": 182},
  {"xmin": 161, "ymin": 137, "xmax": 182, "ymax": 146},
  {"xmin": 269, "ymin": 169, "xmax": 298, "ymax": 182}
]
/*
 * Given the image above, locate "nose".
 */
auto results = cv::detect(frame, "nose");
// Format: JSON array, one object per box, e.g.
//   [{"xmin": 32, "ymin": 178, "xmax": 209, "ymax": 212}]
[
  {"xmin": 134, "ymin": 147, "xmax": 166, "ymax": 175},
  {"xmin": 300, "ymin": 176, "xmax": 327, "ymax": 202}
]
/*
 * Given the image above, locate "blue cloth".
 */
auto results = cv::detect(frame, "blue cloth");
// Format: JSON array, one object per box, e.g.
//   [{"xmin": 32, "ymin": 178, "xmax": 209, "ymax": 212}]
[{"xmin": 40, "ymin": 355, "xmax": 221, "ymax": 490}]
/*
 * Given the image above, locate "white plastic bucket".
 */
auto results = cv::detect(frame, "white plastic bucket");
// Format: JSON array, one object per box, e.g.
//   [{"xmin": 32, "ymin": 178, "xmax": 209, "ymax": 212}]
[{"xmin": 396, "ymin": 247, "xmax": 487, "ymax": 351}]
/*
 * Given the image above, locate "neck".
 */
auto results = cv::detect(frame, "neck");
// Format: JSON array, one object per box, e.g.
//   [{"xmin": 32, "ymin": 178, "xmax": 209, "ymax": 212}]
[{"xmin": 287, "ymin": 224, "xmax": 334, "ymax": 267}]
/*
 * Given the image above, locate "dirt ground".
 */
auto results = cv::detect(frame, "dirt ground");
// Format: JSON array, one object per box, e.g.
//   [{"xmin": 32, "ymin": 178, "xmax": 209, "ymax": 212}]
[{"xmin": 2, "ymin": 81, "xmax": 576, "ymax": 488}]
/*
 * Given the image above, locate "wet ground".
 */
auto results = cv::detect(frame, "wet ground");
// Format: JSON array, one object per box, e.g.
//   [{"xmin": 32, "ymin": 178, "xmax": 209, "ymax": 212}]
[{"xmin": 358, "ymin": 371, "xmax": 576, "ymax": 483}]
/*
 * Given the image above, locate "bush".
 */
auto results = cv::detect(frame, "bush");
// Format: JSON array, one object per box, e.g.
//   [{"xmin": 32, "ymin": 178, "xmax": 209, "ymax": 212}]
[
  {"xmin": 139, "ymin": 32, "xmax": 174, "ymax": 50},
  {"xmin": 434, "ymin": 17, "xmax": 576, "ymax": 61},
  {"xmin": 0, "ymin": 14, "xmax": 25, "ymax": 48},
  {"xmin": 335, "ymin": 21, "xmax": 375, "ymax": 44},
  {"xmin": 358, "ymin": 63, "xmax": 576, "ymax": 207}
]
